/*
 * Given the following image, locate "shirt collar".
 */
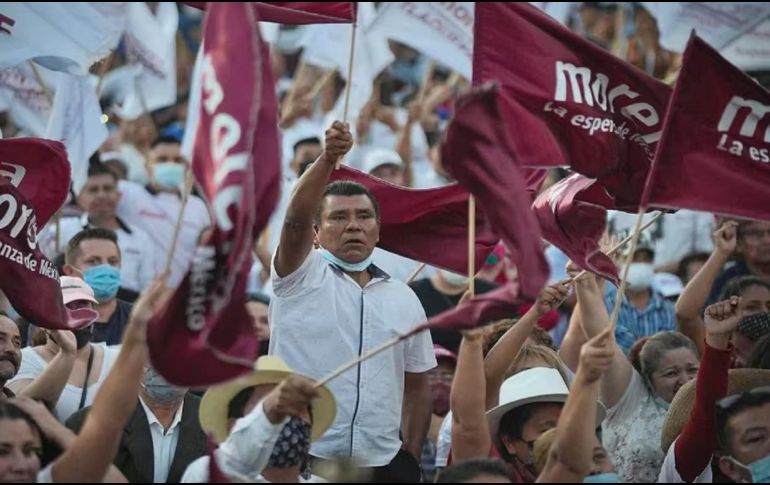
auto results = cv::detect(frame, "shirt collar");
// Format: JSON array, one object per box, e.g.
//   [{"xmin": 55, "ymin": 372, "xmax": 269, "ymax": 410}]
[
  {"xmin": 326, "ymin": 259, "xmax": 391, "ymax": 282},
  {"xmin": 138, "ymin": 396, "xmax": 184, "ymax": 432},
  {"xmin": 80, "ymin": 213, "xmax": 133, "ymax": 234}
]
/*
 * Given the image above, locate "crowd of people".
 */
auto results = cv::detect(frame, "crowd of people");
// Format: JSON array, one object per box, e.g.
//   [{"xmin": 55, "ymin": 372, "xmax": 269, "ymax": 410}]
[{"xmin": 1, "ymin": 2, "xmax": 770, "ymax": 483}]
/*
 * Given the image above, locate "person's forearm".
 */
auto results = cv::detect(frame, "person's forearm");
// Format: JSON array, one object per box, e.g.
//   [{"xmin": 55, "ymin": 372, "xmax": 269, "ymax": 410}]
[
  {"xmin": 676, "ymin": 251, "xmax": 729, "ymax": 320},
  {"xmin": 451, "ymin": 334, "xmax": 491, "ymax": 461},
  {"xmin": 542, "ymin": 372, "xmax": 599, "ymax": 481},
  {"xmin": 484, "ymin": 311, "xmax": 538, "ymax": 409},
  {"xmin": 402, "ymin": 373, "xmax": 431, "ymax": 460},
  {"xmin": 16, "ymin": 352, "xmax": 76, "ymax": 408},
  {"xmin": 286, "ymin": 153, "xmax": 335, "ymax": 228},
  {"xmin": 673, "ymin": 342, "xmax": 731, "ymax": 482},
  {"xmin": 395, "ymin": 121, "xmax": 414, "ymax": 188},
  {"xmin": 574, "ymin": 277, "xmax": 609, "ymax": 339},
  {"xmin": 559, "ymin": 307, "xmax": 586, "ymax": 373}
]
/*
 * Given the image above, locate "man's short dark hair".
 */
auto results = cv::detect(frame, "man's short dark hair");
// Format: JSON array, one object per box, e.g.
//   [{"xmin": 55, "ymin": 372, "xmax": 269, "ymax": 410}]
[
  {"xmin": 87, "ymin": 162, "xmax": 118, "ymax": 183},
  {"xmin": 717, "ymin": 388, "xmax": 770, "ymax": 456},
  {"xmin": 65, "ymin": 228, "xmax": 120, "ymax": 266},
  {"xmin": 435, "ymin": 459, "xmax": 514, "ymax": 483},
  {"xmin": 677, "ymin": 252, "xmax": 710, "ymax": 282},
  {"xmin": 151, "ymin": 135, "xmax": 181, "ymax": 149},
  {"xmin": 293, "ymin": 136, "xmax": 321, "ymax": 155},
  {"xmin": 247, "ymin": 293, "xmax": 271, "ymax": 306},
  {"xmin": 719, "ymin": 275, "xmax": 770, "ymax": 301},
  {"xmin": 315, "ymin": 181, "xmax": 380, "ymax": 224}
]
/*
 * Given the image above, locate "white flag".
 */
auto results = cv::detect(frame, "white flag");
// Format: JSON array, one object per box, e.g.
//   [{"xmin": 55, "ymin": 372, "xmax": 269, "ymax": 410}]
[
  {"xmin": 643, "ymin": 2, "xmax": 770, "ymax": 52},
  {"xmin": 0, "ymin": 63, "xmax": 55, "ymax": 135},
  {"xmin": 114, "ymin": 2, "xmax": 178, "ymax": 120},
  {"xmin": 300, "ymin": 3, "xmax": 394, "ymax": 120},
  {"xmin": 45, "ymin": 73, "xmax": 108, "ymax": 193},
  {"xmin": 0, "ymin": 2, "xmax": 126, "ymax": 75},
  {"xmin": 368, "ymin": 2, "xmax": 473, "ymax": 79}
]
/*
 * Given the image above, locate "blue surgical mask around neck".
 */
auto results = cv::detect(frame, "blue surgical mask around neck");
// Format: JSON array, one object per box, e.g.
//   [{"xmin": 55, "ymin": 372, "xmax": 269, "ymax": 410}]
[
  {"xmin": 319, "ymin": 248, "xmax": 373, "ymax": 273},
  {"xmin": 584, "ymin": 472, "xmax": 619, "ymax": 483}
]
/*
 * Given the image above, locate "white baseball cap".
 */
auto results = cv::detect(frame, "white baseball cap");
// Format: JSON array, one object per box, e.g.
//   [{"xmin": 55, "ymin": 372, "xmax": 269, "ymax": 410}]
[
  {"xmin": 362, "ymin": 148, "xmax": 404, "ymax": 175},
  {"xmin": 653, "ymin": 272, "xmax": 684, "ymax": 298}
]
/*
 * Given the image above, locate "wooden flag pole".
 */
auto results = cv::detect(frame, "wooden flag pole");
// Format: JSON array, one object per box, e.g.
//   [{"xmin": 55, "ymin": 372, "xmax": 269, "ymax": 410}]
[
  {"xmin": 468, "ymin": 195, "xmax": 477, "ymax": 298},
  {"xmin": 608, "ymin": 206, "xmax": 648, "ymax": 328},
  {"xmin": 335, "ymin": 15, "xmax": 358, "ymax": 169},
  {"xmin": 405, "ymin": 262, "xmax": 428, "ymax": 285},
  {"xmin": 163, "ymin": 170, "xmax": 195, "ymax": 277}
]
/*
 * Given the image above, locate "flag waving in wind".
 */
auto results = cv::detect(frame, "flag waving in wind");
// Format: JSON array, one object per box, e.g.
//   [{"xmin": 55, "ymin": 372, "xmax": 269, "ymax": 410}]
[{"xmin": 148, "ymin": 2, "xmax": 281, "ymax": 387}]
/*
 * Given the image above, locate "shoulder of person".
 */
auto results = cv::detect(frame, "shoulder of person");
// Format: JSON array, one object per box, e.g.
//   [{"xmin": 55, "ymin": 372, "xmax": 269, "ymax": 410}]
[
  {"xmin": 117, "ymin": 180, "xmax": 149, "ymax": 198},
  {"xmin": 180, "ymin": 455, "xmax": 209, "ymax": 483}
]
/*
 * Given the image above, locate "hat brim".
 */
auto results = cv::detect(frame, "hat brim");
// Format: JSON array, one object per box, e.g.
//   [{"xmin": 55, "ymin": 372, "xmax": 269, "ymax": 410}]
[
  {"xmin": 200, "ymin": 369, "xmax": 336, "ymax": 445},
  {"xmin": 63, "ymin": 292, "xmax": 99, "ymax": 306},
  {"xmin": 487, "ymin": 395, "xmax": 607, "ymax": 438},
  {"xmin": 661, "ymin": 369, "xmax": 770, "ymax": 452}
]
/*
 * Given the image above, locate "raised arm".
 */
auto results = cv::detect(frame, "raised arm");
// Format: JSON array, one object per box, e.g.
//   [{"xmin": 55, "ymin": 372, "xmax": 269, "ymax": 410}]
[
  {"xmin": 570, "ymin": 268, "xmax": 631, "ymax": 410},
  {"xmin": 450, "ymin": 329, "xmax": 492, "ymax": 461},
  {"xmin": 675, "ymin": 221, "xmax": 737, "ymax": 354},
  {"xmin": 483, "ymin": 283, "xmax": 569, "ymax": 408},
  {"xmin": 49, "ymin": 280, "xmax": 166, "ymax": 483},
  {"xmin": 9, "ymin": 330, "xmax": 77, "ymax": 410},
  {"xmin": 274, "ymin": 121, "xmax": 353, "ymax": 277},
  {"xmin": 538, "ymin": 326, "xmax": 615, "ymax": 483}
]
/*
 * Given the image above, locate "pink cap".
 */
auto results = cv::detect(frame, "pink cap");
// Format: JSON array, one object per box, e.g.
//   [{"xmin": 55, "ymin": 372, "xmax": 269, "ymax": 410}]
[
  {"xmin": 60, "ymin": 276, "xmax": 98, "ymax": 306},
  {"xmin": 434, "ymin": 345, "xmax": 457, "ymax": 363}
]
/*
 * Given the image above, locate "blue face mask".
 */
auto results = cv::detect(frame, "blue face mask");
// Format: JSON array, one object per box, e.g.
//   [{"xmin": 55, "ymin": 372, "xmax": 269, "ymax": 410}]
[
  {"xmin": 731, "ymin": 454, "xmax": 770, "ymax": 484},
  {"xmin": 319, "ymin": 248, "xmax": 373, "ymax": 273},
  {"xmin": 82, "ymin": 264, "xmax": 121, "ymax": 301},
  {"xmin": 153, "ymin": 162, "xmax": 185, "ymax": 190},
  {"xmin": 584, "ymin": 473, "xmax": 619, "ymax": 483}
]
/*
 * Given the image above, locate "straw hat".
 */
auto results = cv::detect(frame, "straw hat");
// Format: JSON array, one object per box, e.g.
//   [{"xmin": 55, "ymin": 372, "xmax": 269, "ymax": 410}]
[
  {"xmin": 661, "ymin": 368, "xmax": 770, "ymax": 452},
  {"xmin": 487, "ymin": 367, "xmax": 606, "ymax": 437},
  {"xmin": 199, "ymin": 356, "xmax": 336, "ymax": 444}
]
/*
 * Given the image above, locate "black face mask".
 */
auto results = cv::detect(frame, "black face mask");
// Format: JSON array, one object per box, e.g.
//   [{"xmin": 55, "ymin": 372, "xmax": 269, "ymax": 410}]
[{"xmin": 73, "ymin": 326, "xmax": 93, "ymax": 349}]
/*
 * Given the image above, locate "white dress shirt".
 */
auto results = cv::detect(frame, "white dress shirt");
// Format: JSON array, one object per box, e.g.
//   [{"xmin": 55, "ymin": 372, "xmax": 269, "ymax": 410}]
[
  {"xmin": 39, "ymin": 214, "xmax": 160, "ymax": 293},
  {"xmin": 116, "ymin": 181, "xmax": 210, "ymax": 288},
  {"xmin": 269, "ymin": 250, "xmax": 436, "ymax": 467},
  {"xmin": 181, "ymin": 402, "xmax": 325, "ymax": 483},
  {"xmin": 139, "ymin": 397, "xmax": 184, "ymax": 484}
]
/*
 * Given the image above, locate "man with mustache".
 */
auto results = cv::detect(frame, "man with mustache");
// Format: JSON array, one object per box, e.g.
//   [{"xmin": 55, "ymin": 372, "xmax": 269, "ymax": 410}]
[{"xmin": 0, "ymin": 312, "xmax": 22, "ymax": 398}]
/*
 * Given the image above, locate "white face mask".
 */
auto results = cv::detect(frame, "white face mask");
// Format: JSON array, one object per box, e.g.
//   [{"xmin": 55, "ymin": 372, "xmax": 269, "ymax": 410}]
[
  {"xmin": 626, "ymin": 263, "xmax": 655, "ymax": 292},
  {"xmin": 440, "ymin": 269, "xmax": 469, "ymax": 287}
]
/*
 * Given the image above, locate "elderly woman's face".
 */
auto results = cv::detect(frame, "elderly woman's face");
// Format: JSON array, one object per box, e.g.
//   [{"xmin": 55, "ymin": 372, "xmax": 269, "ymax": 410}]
[{"xmin": 650, "ymin": 348, "xmax": 699, "ymax": 403}]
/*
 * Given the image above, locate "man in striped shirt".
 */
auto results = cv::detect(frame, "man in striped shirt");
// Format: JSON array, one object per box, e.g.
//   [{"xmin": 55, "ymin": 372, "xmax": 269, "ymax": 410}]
[{"xmin": 604, "ymin": 244, "xmax": 677, "ymax": 354}]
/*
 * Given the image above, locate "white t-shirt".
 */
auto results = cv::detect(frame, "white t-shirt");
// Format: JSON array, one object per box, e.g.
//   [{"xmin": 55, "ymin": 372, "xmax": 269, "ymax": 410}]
[
  {"xmin": 658, "ymin": 438, "xmax": 713, "ymax": 483},
  {"xmin": 269, "ymin": 250, "xmax": 436, "ymax": 467},
  {"xmin": 10, "ymin": 344, "xmax": 120, "ymax": 422},
  {"xmin": 602, "ymin": 370, "xmax": 668, "ymax": 483},
  {"xmin": 116, "ymin": 181, "xmax": 210, "ymax": 288}
]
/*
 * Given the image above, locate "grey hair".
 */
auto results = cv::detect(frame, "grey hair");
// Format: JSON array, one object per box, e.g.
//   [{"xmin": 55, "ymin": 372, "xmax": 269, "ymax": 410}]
[{"xmin": 636, "ymin": 331, "xmax": 699, "ymax": 387}]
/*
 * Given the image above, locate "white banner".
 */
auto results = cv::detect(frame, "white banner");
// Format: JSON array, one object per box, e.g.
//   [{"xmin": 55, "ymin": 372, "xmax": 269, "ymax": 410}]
[
  {"xmin": 0, "ymin": 63, "xmax": 55, "ymax": 136},
  {"xmin": 301, "ymin": 3, "xmax": 394, "ymax": 120},
  {"xmin": 114, "ymin": 2, "xmax": 178, "ymax": 120},
  {"xmin": 0, "ymin": 2, "xmax": 126, "ymax": 75},
  {"xmin": 722, "ymin": 18, "xmax": 770, "ymax": 70},
  {"xmin": 46, "ymin": 72, "xmax": 107, "ymax": 193},
  {"xmin": 368, "ymin": 2, "xmax": 473, "ymax": 79},
  {"xmin": 644, "ymin": 2, "xmax": 770, "ymax": 52}
]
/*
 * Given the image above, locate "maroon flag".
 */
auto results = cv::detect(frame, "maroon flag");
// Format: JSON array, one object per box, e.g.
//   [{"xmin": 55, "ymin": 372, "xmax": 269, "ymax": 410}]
[
  {"xmin": 0, "ymin": 138, "xmax": 69, "ymax": 329},
  {"xmin": 329, "ymin": 166, "xmax": 499, "ymax": 275},
  {"xmin": 148, "ymin": 2, "xmax": 281, "ymax": 387},
  {"xmin": 642, "ymin": 35, "xmax": 770, "ymax": 221},
  {"xmin": 184, "ymin": 2, "xmax": 355, "ymax": 24},
  {"xmin": 473, "ymin": 3, "xmax": 671, "ymax": 208},
  {"xmin": 533, "ymin": 174, "xmax": 619, "ymax": 285},
  {"xmin": 441, "ymin": 84, "xmax": 549, "ymax": 301}
]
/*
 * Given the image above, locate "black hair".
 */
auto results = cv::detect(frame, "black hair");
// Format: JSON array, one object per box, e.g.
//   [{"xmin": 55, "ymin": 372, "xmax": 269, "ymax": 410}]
[
  {"xmin": 435, "ymin": 458, "xmax": 514, "ymax": 483},
  {"xmin": 677, "ymin": 252, "xmax": 710, "ymax": 282},
  {"xmin": 292, "ymin": 137, "xmax": 321, "ymax": 154},
  {"xmin": 719, "ymin": 276, "xmax": 770, "ymax": 301},
  {"xmin": 86, "ymin": 162, "xmax": 119, "ymax": 183},
  {"xmin": 496, "ymin": 402, "xmax": 539, "ymax": 463},
  {"xmin": 0, "ymin": 401, "xmax": 62, "ymax": 467},
  {"xmin": 314, "ymin": 181, "xmax": 380, "ymax": 224},
  {"xmin": 247, "ymin": 293, "xmax": 271, "ymax": 306},
  {"xmin": 150, "ymin": 135, "xmax": 181, "ymax": 149},
  {"xmin": 748, "ymin": 334, "xmax": 770, "ymax": 370},
  {"xmin": 717, "ymin": 389, "xmax": 770, "ymax": 456}
]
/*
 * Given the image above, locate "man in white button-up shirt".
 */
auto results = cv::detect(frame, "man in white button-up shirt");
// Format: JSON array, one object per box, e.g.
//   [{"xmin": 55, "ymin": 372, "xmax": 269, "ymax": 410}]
[{"xmin": 269, "ymin": 121, "xmax": 436, "ymax": 482}]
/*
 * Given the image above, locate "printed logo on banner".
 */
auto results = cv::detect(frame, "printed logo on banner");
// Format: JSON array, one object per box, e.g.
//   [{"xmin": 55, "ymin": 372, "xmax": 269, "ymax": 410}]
[{"xmin": 717, "ymin": 96, "xmax": 770, "ymax": 163}]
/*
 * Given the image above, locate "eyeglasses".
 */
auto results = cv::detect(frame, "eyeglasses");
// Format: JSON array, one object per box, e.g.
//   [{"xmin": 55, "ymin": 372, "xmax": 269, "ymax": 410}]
[{"xmin": 716, "ymin": 386, "xmax": 770, "ymax": 412}]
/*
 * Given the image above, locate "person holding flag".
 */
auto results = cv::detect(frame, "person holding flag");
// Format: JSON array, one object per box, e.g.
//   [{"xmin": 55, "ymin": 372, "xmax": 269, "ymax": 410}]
[{"xmin": 269, "ymin": 120, "xmax": 435, "ymax": 482}]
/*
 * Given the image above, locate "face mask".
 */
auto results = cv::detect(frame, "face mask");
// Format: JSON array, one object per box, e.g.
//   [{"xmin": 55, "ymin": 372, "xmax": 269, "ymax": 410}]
[
  {"xmin": 319, "ymin": 248, "xmax": 373, "ymax": 273},
  {"xmin": 440, "ymin": 269, "xmax": 469, "ymax": 287},
  {"xmin": 153, "ymin": 162, "xmax": 186, "ymax": 190},
  {"xmin": 266, "ymin": 417, "xmax": 311, "ymax": 469},
  {"xmin": 142, "ymin": 368, "xmax": 188, "ymax": 406},
  {"xmin": 626, "ymin": 263, "xmax": 654, "ymax": 292},
  {"xmin": 430, "ymin": 381, "xmax": 451, "ymax": 417},
  {"xmin": 73, "ymin": 325, "xmax": 93, "ymax": 349},
  {"xmin": 729, "ymin": 454, "xmax": 770, "ymax": 484},
  {"xmin": 584, "ymin": 473, "xmax": 619, "ymax": 483},
  {"xmin": 66, "ymin": 308, "xmax": 99, "ymax": 330},
  {"xmin": 738, "ymin": 312, "xmax": 770, "ymax": 341},
  {"xmin": 81, "ymin": 265, "xmax": 121, "ymax": 301}
]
